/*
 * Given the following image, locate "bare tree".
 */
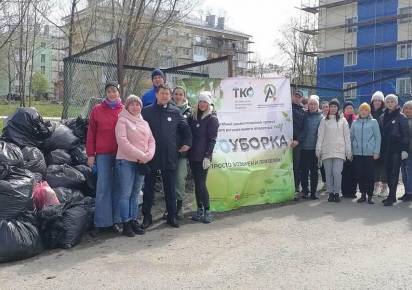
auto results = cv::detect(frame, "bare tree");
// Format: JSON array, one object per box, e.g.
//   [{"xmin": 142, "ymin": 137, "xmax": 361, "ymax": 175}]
[{"xmin": 277, "ymin": 15, "xmax": 317, "ymax": 87}]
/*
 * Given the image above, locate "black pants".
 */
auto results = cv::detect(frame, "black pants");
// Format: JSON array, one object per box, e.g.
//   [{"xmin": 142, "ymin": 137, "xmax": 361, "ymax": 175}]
[
  {"xmin": 341, "ymin": 160, "xmax": 357, "ymax": 197},
  {"xmin": 385, "ymin": 153, "xmax": 402, "ymax": 200},
  {"xmin": 293, "ymin": 145, "xmax": 302, "ymax": 192},
  {"xmin": 190, "ymin": 161, "xmax": 210, "ymax": 210},
  {"xmin": 353, "ymin": 156, "xmax": 375, "ymax": 197},
  {"xmin": 300, "ymin": 150, "xmax": 318, "ymax": 195},
  {"xmin": 142, "ymin": 170, "xmax": 177, "ymax": 222}
]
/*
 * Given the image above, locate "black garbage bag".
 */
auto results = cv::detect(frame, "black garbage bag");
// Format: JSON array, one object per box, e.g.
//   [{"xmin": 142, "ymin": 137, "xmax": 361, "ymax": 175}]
[
  {"xmin": 43, "ymin": 124, "xmax": 80, "ymax": 152},
  {"xmin": 0, "ymin": 213, "xmax": 43, "ymax": 263},
  {"xmin": 53, "ymin": 187, "xmax": 84, "ymax": 203},
  {"xmin": 38, "ymin": 198, "xmax": 91, "ymax": 249},
  {"xmin": 45, "ymin": 165, "xmax": 85, "ymax": 189},
  {"xmin": 63, "ymin": 117, "xmax": 88, "ymax": 143},
  {"xmin": 33, "ymin": 172, "xmax": 43, "ymax": 183},
  {"xmin": 21, "ymin": 147, "xmax": 47, "ymax": 175},
  {"xmin": 2, "ymin": 107, "xmax": 52, "ymax": 148},
  {"xmin": 74, "ymin": 165, "xmax": 96, "ymax": 197},
  {"xmin": 0, "ymin": 164, "xmax": 35, "ymax": 220},
  {"xmin": 46, "ymin": 149, "xmax": 72, "ymax": 166},
  {"xmin": 0, "ymin": 141, "xmax": 24, "ymax": 167},
  {"xmin": 70, "ymin": 145, "xmax": 87, "ymax": 166}
]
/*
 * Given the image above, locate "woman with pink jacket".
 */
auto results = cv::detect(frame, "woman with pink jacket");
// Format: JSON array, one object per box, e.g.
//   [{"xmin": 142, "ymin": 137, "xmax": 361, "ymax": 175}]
[{"xmin": 114, "ymin": 95, "xmax": 155, "ymax": 237}]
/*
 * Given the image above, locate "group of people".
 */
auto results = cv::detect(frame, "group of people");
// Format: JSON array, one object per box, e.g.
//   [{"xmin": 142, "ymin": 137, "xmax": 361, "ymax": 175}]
[
  {"xmin": 292, "ymin": 90, "xmax": 412, "ymax": 206},
  {"xmin": 86, "ymin": 69, "xmax": 219, "ymax": 237}
]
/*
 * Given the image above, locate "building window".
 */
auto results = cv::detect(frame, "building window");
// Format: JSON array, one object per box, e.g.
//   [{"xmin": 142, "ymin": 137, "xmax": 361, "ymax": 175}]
[
  {"xmin": 345, "ymin": 17, "xmax": 357, "ymax": 33},
  {"xmin": 41, "ymin": 42, "xmax": 46, "ymax": 48},
  {"xmin": 343, "ymin": 82, "xmax": 357, "ymax": 99},
  {"xmin": 344, "ymin": 50, "xmax": 357, "ymax": 66},
  {"xmin": 396, "ymin": 77, "xmax": 411, "ymax": 96},
  {"xmin": 397, "ymin": 43, "xmax": 412, "ymax": 60},
  {"xmin": 41, "ymin": 66, "xmax": 45, "ymax": 74},
  {"xmin": 41, "ymin": 54, "xmax": 46, "ymax": 63},
  {"xmin": 398, "ymin": 6, "xmax": 412, "ymax": 24}
]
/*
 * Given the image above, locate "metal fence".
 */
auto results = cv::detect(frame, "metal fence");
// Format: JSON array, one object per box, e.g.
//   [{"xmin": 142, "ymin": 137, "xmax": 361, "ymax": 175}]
[{"xmin": 63, "ymin": 38, "xmax": 232, "ymax": 119}]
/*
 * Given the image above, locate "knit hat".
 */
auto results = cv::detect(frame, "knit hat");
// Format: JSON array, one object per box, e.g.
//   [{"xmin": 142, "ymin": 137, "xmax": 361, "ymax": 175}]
[
  {"xmin": 359, "ymin": 102, "xmax": 371, "ymax": 112},
  {"xmin": 308, "ymin": 95, "xmax": 319, "ymax": 106},
  {"xmin": 105, "ymin": 81, "xmax": 120, "ymax": 92},
  {"xmin": 329, "ymin": 98, "xmax": 340, "ymax": 110},
  {"xmin": 343, "ymin": 100, "xmax": 355, "ymax": 111},
  {"xmin": 198, "ymin": 91, "xmax": 213, "ymax": 104},
  {"xmin": 294, "ymin": 90, "xmax": 303, "ymax": 97},
  {"xmin": 151, "ymin": 68, "xmax": 165, "ymax": 81},
  {"xmin": 371, "ymin": 91, "xmax": 384, "ymax": 102},
  {"xmin": 385, "ymin": 93, "xmax": 399, "ymax": 104},
  {"xmin": 124, "ymin": 94, "xmax": 143, "ymax": 110}
]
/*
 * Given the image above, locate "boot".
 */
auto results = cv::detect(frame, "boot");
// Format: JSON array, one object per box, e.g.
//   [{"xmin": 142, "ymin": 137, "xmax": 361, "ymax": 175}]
[
  {"xmin": 384, "ymin": 198, "xmax": 394, "ymax": 206},
  {"xmin": 382, "ymin": 196, "xmax": 397, "ymax": 204},
  {"xmin": 122, "ymin": 222, "xmax": 135, "ymax": 237},
  {"xmin": 309, "ymin": 193, "xmax": 319, "ymax": 200},
  {"xmin": 357, "ymin": 193, "xmax": 367, "ymax": 203},
  {"xmin": 130, "ymin": 220, "xmax": 145, "ymax": 235},
  {"xmin": 368, "ymin": 195, "xmax": 374, "ymax": 205},
  {"xmin": 399, "ymin": 194, "xmax": 412, "ymax": 202},
  {"xmin": 334, "ymin": 193, "xmax": 341, "ymax": 203},
  {"xmin": 167, "ymin": 216, "xmax": 180, "ymax": 228},
  {"xmin": 176, "ymin": 200, "xmax": 184, "ymax": 220},
  {"xmin": 202, "ymin": 210, "xmax": 213, "ymax": 224},
  {"xmin": 328, "ymin": 193, "xmax": 334, "ymax": 202},
  {"xmin": 191, "ymin": 208, "xmax": 204, "ymax": 221},
  {"xmin": 141, "ymin": 215, "xmax": 153, "ymax": 229}
]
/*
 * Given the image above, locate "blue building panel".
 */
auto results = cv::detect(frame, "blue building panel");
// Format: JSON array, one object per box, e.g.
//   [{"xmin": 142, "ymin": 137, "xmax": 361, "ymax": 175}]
[{"xmin": 317, "ymin": 0, "xmax": 412, "ymax": 104}]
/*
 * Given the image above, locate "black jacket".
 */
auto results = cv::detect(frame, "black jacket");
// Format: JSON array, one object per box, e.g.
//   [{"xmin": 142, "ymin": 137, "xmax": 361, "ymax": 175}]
[
  {"xmin": 379, "ymin": 108, "xmax": 408, "ymax": 159},
  {"xmin": 142, "ymin": 102, "xmax": 192, "ymax": 170},
  {"xmin": 292, "ymin": 103, "xmax": 305, "ymax": 143},
  {"xmin": 188, "ymin": 110, "xmax": 219, "ymax": 162}
]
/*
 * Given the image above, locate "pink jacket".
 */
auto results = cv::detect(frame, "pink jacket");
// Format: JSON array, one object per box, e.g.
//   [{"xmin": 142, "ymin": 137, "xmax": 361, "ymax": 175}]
[{"xmin": 115, "ymin": 109, "xmax": 155, "ymax": 163}]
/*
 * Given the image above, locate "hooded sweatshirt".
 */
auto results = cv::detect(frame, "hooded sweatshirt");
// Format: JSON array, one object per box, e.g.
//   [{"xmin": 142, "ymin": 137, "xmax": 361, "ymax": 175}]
[{"xmin": 115, "ymin": 109, "xmax": 156, "ymax": 163}]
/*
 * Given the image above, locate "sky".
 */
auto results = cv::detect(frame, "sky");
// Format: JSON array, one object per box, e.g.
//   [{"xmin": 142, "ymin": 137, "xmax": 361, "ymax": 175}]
[{"xmin": 199, "ymin": 0, "xmax": 302, "ymax": 64}]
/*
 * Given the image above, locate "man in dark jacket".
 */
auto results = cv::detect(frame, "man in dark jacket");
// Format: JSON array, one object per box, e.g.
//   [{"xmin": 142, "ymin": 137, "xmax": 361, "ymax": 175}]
[
  {"xmin": 291, "ymin": 90, "xmax": 305, "ymax": 197},
  {"xmin": 141, "ymin": 84, "xmax": 192, "ymax": 228}
]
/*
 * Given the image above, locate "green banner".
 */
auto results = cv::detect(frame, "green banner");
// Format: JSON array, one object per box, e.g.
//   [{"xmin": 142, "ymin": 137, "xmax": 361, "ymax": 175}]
[{"xmin": 178, "ymin": 77, "xmax": 294, "ymax": 212}]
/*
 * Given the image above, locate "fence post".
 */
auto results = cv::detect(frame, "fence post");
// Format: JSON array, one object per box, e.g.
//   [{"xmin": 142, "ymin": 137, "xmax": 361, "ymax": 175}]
[
  {"xmin": 228, "ymin": 55, "xmax": 234, "ymax": 77},
  {"xmin": 62, "ymin": 58, "xmax": 70, "ymax": 119},
  {"xmin": 116, "ymin": 38, "xmax": 125, "ymax": 100}
]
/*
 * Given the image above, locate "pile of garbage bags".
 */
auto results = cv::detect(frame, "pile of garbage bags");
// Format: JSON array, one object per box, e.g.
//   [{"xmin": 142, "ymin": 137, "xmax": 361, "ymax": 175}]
[{"xmin": 0, "ymin": 107, "xmax": 94, "ymax": 263}]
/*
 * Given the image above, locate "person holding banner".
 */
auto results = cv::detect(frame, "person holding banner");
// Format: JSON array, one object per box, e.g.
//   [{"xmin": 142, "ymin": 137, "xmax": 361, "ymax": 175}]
[
  {"xmin": 316, "ymin": 99, "xmax": 352, "ymax": 203},
  {"xmin": 300, "ymin": 96, "xmax": 323, "ymax": 200},
  {"xmin": 141, "ymin": 84, "xmax": 192, "ymax": 228},
  {"xmin": 291, "ymin": 90, "xmax": 305, "ymax": 199},
  {"xmin": 188, "ymin": 91, "xmax": 219, "ymax": 223}
]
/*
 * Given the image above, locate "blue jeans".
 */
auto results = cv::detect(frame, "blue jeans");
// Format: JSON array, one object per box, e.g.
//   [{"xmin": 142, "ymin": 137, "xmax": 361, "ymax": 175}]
[
  {"xmin": 402, "ymin": 157, "xmax": 412, "ymax": 194},
  {"xmin": 94, "ymin": 154, "xmax": 116, "ymax": 227},
  {"xmin": 114, "ymin": 160, "xmax": 145, "ymax": 223}
]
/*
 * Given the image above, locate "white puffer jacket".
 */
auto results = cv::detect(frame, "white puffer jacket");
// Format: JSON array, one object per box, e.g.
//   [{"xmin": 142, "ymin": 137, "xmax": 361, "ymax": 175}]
[{"xmin": 316, "ymin": 115, "xmax": 352, "ymax": 161}]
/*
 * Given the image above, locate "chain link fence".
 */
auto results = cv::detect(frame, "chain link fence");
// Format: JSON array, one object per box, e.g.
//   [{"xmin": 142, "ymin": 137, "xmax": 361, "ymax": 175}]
[{"xmin": 63, "ymin": 38, "xmax": 232, "ymax": 119}]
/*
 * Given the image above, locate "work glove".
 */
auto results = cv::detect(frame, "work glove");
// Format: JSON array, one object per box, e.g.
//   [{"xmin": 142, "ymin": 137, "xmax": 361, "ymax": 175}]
[
  {"xmin": 202, "ymin": 158, "xmax": 211, "ymax": 170},
  {"xmin": 402, "ymin": 151, "xmax": 409, "ymax": 160}
]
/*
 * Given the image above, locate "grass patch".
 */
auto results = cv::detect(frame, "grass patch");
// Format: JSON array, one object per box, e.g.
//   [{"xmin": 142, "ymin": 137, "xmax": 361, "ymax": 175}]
[{"xmin": 0, "ymin": 101, "xmax": 63, "ymax": 118}]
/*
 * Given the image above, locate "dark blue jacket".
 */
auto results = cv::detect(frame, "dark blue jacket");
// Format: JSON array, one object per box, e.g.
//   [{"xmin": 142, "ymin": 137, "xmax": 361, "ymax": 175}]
[
  {"xmin": 141, "ymin": 87, "xmax": 156, "ymax": 107},
  {"xmin": 379, "ymin": 108, "xmax": 408, "ymax": 159},
  {"xmin": 301, "ymin": 111, "xmax": 322, "ymax": 150},
  {"xmin": 142, "ymin": 102, "xmax": 192, "ymax": 170}
]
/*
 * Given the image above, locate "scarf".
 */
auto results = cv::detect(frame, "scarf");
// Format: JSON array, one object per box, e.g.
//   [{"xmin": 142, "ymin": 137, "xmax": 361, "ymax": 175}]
[
  {"xmin": 103, "ymin": 98, "xmax": 122, "ymax": 110},
  {"xmin": 344, "ymin": 113, "xmax": 357, "ymax": 126}
]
